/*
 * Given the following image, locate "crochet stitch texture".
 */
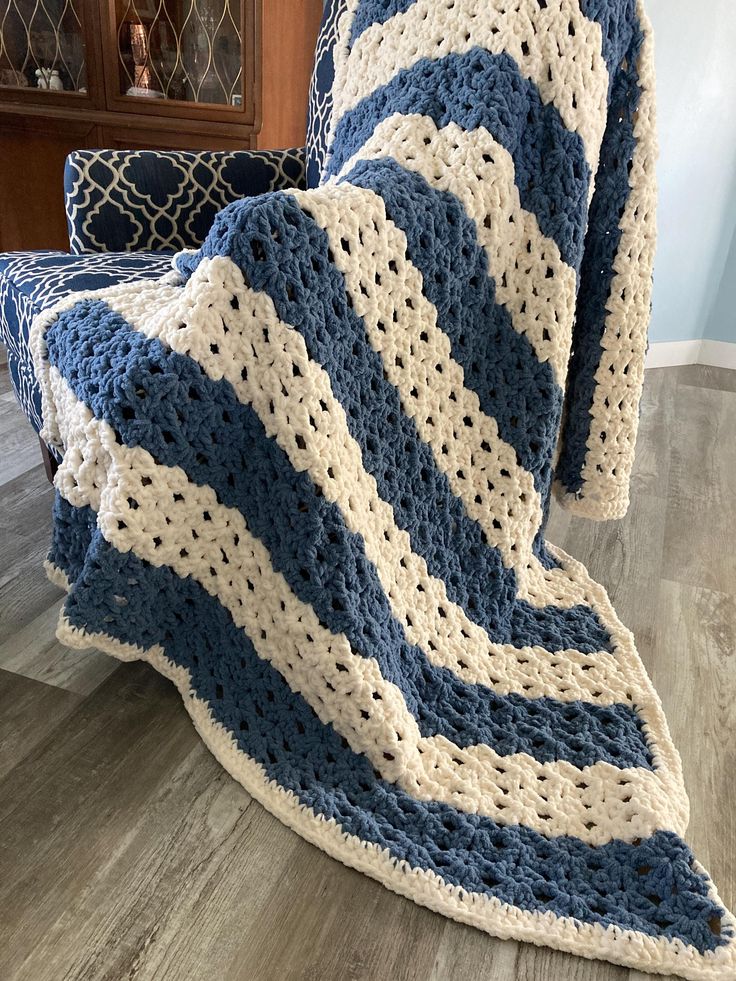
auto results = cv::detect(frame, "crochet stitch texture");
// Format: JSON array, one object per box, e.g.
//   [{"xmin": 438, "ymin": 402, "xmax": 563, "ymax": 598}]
[{"xmin": 32, "ymin": 1, "xmax": 735, "ymax": 977}]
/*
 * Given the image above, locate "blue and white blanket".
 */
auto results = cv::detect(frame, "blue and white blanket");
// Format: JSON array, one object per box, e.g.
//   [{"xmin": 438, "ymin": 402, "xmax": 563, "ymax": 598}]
[{"xmin": 32, "ymin": 1, "xmax": 735, "ymax": 977}]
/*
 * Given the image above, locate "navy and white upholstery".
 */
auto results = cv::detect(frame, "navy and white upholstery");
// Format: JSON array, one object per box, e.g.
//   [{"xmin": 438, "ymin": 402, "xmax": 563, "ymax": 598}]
[
  {"xmin": 0, "ymin": 251, "xmax": 172, "ymax": 435},
  {"xmin": 65, "ymin": 148, "xmax": 306, "ymax": 254},
  {"xmin": 305, "ymin": 0, "xmax": 344, "ymax": 187}
]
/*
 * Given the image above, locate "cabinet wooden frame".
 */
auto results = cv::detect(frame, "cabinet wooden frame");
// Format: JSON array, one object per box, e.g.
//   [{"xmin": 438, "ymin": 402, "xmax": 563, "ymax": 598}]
[
  {"xmin": 97, "ymin": 0, "xmax": 258, "ymax": 126},
  {"xmin": 0, "ymin": 0, "xmax": 106, "ymax": 111}
]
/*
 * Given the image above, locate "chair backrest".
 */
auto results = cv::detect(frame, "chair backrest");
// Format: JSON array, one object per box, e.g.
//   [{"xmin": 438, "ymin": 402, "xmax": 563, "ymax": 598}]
[{"xmin": 305, "ymin": 0, "xmax": 347, "ymax": 188}]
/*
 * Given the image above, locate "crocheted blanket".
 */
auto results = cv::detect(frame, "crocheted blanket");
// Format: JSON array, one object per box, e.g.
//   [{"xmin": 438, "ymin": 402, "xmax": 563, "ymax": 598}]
[{"xmin": 33, "ymin": 1, "xmax": 734, "ymax": 977}]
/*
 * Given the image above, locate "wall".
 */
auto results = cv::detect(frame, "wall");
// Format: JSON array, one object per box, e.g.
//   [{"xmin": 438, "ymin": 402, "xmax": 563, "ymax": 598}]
[
  {"xmin": 704, "ymin": 224, "xmax": 736, "ymax": 343},
  {"xmin": 646, "ymin": 0, "xmax": 736, "ymax": 347}
]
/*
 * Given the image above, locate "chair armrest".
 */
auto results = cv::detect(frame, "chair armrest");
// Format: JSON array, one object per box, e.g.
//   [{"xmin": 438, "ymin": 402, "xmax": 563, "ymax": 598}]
[{"xmin": 64, "ymin": 147, "xmax": 307, "ymax": 255}]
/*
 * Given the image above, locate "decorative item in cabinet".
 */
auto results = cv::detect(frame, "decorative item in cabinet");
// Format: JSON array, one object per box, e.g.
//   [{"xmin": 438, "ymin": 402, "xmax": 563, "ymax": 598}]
[
  {"xmin": 115, "ymin": 0, "xmax": 243, "ymax": 106},
  {"xmin": 0, "ymin": 0, "xmax": 87, "ymax": 92}
]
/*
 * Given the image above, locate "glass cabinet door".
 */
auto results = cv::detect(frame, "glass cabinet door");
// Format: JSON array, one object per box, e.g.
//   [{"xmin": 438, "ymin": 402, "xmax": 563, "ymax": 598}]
[
  {"xmin": 114, "ymin": 0, "xmax": 243, "ymax": 107},
  {"xmin": 0, "ymin": 0, "xmax": 88, "ymax": 93}
]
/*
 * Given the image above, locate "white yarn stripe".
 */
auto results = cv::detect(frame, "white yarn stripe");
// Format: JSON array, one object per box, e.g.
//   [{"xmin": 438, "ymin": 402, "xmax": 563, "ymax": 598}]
[
  {"xmin": 101, "ymin": 257, "xmax": 643, "ymax": 709},
  {"xmin": 51, "ymin": 608, "xmax": 736, "ymax": 980},
  {"xmin": 556, "ymin": 4, "xmax": 658, "ymax": 520},
  {"xmin": 291, "ymin": 183, "xmax": 583, "ymax": 608},
  {"xmin": 48, "ymin": 369, "xmax": 680, "ymax": 845},
  {"xmin": 420, "ymin": 734, "xmax": 683, "ymax": 843},
  {"xmin": 334, "ymin": 114, "xmax": 576, "ymax": 385},
  {"xmin": 331, "ymin": 0, "xmax": 609, "ymax": 175}
]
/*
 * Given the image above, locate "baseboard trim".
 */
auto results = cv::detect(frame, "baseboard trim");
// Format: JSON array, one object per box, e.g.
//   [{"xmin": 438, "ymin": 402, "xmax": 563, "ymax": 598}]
[
  {"xmin": 699, "ymin": 339, "xmax": 736, "ymax": 369},
  {"xmin": 646, "ymin": 339, "xmax": 736, "ymax": 369},
  {"xmin": 646, "ymin": 341, "xmax": 702, "ymax": 368}
]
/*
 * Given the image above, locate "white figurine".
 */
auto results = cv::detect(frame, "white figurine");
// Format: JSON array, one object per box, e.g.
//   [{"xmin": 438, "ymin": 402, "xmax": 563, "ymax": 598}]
[{"xmin": 35, "ymin": 68, "xmax": 63, "ymax": 91}]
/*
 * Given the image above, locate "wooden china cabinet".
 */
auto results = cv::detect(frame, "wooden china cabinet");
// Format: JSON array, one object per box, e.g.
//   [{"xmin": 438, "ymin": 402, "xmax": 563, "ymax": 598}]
[{"xmin": 0, "ymin": 0, "xmax": 322, "ymax": 251}]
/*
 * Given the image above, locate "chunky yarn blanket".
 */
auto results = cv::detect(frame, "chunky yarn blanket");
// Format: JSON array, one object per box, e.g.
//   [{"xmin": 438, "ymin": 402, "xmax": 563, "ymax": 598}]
[{"xmin": 32, "ymin": 1, "xmax": 735, "ymax": 977}]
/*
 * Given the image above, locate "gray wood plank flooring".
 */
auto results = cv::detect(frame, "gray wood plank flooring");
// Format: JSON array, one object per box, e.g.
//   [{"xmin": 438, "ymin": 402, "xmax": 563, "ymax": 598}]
[{"xmin": 0, "ymin": 363, "xmax": 734, "ymax": 981}]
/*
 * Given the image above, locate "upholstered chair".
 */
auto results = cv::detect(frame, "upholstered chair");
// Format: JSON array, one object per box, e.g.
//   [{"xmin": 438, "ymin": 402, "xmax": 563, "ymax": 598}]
[{"xmin": 0, "ymin": 0, "xmax": 345, "ymax": 468}]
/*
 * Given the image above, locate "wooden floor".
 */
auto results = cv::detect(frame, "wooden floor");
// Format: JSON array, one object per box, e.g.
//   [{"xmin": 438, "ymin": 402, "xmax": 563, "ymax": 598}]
[{"xmin": 0, "ymin": 362, "xmax": 734, "ymax": 981}]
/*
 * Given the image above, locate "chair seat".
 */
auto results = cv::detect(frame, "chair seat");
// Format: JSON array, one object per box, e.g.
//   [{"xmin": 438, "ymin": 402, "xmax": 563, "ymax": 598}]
[{"xmin": 0, "ymin": 250, "xmax": 173, "ymax": 437}]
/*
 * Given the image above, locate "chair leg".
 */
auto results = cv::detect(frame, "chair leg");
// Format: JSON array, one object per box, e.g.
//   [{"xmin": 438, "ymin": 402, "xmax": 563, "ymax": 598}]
[{"xmin": 39, "ymin": 437, "xmax": 58, "ymax": 484}]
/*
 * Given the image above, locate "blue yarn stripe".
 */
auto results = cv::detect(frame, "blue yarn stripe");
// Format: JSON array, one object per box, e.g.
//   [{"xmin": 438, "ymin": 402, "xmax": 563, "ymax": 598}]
[
  {"xmin": 555, "ymin": 22, "xmax": 644, "ymax": 496},
  {"xmin": 350, "ymin": 0, "xmax": 418, "ymax": 45},
  {"xmin": 48, "ymin": 493, "xmax": 97, "ymax": 583},
  {"xmin": 60, "ymin": 530, "xmax": 727, "ymax": 955},
  {"xmin": 179, "ymin": 193, "xmax": 612, "ymax": 656},
  {"xmin": 326, "ymin": 49, "xmax": 590, "ymax": 270},
  {"xmin": 579, "ymin": 0, "xmax": 638, "ymax": 82},
  {"xmin": 46, "ymin": 312, "xmax": 650, "ymax": 771},
  {"xmin": 344, "ymin": 157, "xmax": 562, "ymax": 500}
]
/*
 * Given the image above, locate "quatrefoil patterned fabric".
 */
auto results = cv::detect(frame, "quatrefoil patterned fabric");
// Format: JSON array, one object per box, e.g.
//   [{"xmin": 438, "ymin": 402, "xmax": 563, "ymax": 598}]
[
  {"xmin": 32, "ymin": 1, "xmax": 735, "ymax": 977},
  {"xmin": 64, "ymin": 148, "xmax": 306, "ymax": 254}
]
